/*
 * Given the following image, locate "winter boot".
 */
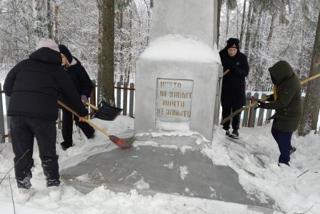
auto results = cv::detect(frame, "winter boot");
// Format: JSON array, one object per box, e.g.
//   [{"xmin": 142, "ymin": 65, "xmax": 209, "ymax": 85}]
[
  {"xmin": 230, "ymin": 129, "xmax": 239, "ymax": 139},
  {"xmin": 60, "ymin": 141, "xmax": 73, "ymax": 150},
  {"xmin": 17, "ymin": 175, "xmax": 32, "ymax": 189},
  {"xmin": 47, "ymin": 179, "xmax": 60, "ymax": 187},
  {"xmin": 290, "ymin": 146, "xmax": 296, "ymax": 154},
  {"xmin": 278, "ymin": 162, "xmax": 290, "ymax": 167}
]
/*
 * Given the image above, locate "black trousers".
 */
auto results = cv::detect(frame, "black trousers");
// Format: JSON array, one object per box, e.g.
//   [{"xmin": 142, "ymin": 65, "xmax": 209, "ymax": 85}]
[
  {"xmin": 271, "ymin": 128, "xmax": 293, "ymax": 164},
  {"xmin": 62, "ymin": 109, "xmax": 94, "ymax": 146},
  {"xmin": 221, "ymin": 101, "xmax": 242, "ymax": 131},
  {"xmin": 10, "ymin": 116, "xmax": 59, "ymax": 188}
]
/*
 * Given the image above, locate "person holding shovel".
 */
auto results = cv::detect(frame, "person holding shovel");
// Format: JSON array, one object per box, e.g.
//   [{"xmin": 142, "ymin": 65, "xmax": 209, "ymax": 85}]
[
  {"xmin": 256, "ymin": 60, "xmax": 302, "ymax": 166},
  {"xmin": 58, "ymin": 44, "xmax": 95, "ymax": 150},
  {"xmin": 219, "ymin": 38, "xmax": 249, "ymax": 139},
  {"xmin": 4, "ymin": 39, "xmax": 88, "ymax": 189}
]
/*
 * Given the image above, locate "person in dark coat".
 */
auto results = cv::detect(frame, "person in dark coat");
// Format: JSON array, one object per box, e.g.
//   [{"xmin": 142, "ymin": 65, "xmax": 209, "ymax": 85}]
[
  {"xmin": 4, "ymin": 39, "xmax": 88, "ymax": 189},
  {"xmin": 219, "ymin": 38, "xmax": 249, "ymax": 138},
  {"xmin": 58, "ymin": 44, "xmax": 95, "ymax": 150},
  {"xmin": 257, "ymin": 60, "xmax": 302, "ymax": 166}
]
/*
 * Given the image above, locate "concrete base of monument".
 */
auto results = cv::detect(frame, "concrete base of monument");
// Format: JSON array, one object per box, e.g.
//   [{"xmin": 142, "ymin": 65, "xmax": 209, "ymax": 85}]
[{"xmin": 61, "ymin": 135, "xmax": 275, "ymax": 213}]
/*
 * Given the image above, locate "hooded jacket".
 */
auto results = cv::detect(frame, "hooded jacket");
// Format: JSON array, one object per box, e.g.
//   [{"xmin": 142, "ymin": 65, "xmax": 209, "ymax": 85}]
[
  {"xmin": 4, "ymin": 47, "xmax": 88, "ymax": 120},
  {"xmin": 263, "ymin": 61, "xmax": 302, "ymax": 132}
]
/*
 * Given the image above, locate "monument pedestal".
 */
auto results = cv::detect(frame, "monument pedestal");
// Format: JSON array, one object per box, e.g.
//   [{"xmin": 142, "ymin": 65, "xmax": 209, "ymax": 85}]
[
  {"xmin": 135, "ymin": 0, "xmax": 221, "ymax": 140},
  {"xmin": 135, "ymin": 36, "xmax": 221, "ymax": 140}
]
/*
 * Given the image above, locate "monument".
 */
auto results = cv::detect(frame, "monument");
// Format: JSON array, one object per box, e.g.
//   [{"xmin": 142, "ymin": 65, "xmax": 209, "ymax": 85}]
[{"xmin": 135, "ymin": 0, "xmax": 222, "ymax": 140}]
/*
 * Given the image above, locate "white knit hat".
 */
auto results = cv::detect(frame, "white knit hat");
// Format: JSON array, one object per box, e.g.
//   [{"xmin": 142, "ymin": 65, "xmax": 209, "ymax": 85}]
[{"xmin": 37, "ymin": 38, "xmax": 60, "ymax": 52}]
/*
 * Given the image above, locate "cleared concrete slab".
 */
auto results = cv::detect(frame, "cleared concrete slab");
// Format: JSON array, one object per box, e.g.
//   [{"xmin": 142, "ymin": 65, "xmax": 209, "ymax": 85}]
[{"xmin": 61, "ymin": 135, "xmax": 276, "ymax": 213}]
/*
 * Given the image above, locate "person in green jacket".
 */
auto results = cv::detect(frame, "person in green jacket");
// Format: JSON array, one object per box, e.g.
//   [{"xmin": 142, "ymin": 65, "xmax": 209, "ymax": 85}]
[{"xmin": 257, "ymin": 60, "xmax": 302, "ymax": 166}]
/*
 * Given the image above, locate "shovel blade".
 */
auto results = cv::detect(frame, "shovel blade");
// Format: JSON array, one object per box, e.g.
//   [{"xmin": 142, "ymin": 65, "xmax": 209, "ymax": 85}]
[
  {"xmin": 109, "ymin": 135, "xmax": 133, "ymax": 149},
  {"xmin": 92, "ymin": 101, "xmax": 122, "ymax": 121}
]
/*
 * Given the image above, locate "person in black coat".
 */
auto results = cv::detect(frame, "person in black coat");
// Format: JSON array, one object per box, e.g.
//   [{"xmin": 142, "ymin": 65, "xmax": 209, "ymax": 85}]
[
  {"xmin": 4, "ymin": 39, "xmax": 88, "ymax": 189},
  {"xmin": 219, "ymin": 38, "xmax": 249, "ymax": 138},
  {"xmin": 58, "ymin": 44, "xmax": 95, "ymax": 150}
]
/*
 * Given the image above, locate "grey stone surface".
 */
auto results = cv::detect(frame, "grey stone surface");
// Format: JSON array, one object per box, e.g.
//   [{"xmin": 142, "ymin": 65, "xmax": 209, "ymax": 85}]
[
  {"xmin": 61, "ymin": 136, "xmax": 275, "ymax": 212},
  {"xmin": 150, "ymin": 0, "xmax": 218, "ymax": 46}
]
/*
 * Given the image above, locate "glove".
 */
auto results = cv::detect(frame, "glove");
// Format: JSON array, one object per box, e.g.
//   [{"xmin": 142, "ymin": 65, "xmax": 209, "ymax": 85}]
[
  {"xmin": 256, "ymin": 100, "xmax": 267, "ymax": 109},
  {"xmin": 81, "ymin": 95, "xmax": 88, "ymax": 104},
  {"xmin": 266, "ymin": 94, "xmax": 274, "ymax": 102}
]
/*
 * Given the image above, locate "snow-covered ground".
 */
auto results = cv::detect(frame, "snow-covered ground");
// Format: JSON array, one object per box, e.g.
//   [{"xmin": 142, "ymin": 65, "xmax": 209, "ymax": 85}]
[{"xmin": 0, "ymin": 116, "xmax": 319, "ymax": 214}]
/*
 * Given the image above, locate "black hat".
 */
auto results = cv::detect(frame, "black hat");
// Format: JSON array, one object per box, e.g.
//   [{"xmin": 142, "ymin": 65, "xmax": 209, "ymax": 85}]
[
  {"xmin": 58, "ymin": 44, "xmax": 73, "ymax": 64},
  {"xmin": 226, "ymin": 38, "xmax": 240, "ymax": 49}
]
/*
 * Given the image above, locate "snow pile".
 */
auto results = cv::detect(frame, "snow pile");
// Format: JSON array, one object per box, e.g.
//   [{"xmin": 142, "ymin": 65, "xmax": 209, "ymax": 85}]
[
  {"xmin": 0, "ymin": 116, "xmax": 319, "ymax": 213},
  {"xmin": 203, "ymin": 126, "xmax": 320, "ymax": 214},
  {"xmin": 140, "ymin": 34, "xmax": 221, "ymax": 63}
]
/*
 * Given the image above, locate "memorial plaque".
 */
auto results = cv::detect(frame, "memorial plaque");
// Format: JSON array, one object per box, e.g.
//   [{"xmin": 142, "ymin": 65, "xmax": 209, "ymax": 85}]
[{"xmin": 156, "ymin": 78, "xmax": 193, "ymax": 129}]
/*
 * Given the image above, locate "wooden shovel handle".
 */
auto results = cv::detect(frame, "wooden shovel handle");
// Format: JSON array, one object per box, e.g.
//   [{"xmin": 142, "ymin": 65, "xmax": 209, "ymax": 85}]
[
  {"xmin": 300, "ymin": 73, "xmax": 320, "ymax": 85},
  {"xmin": 221, "ymin": 72, "xmax": 320, "ymax": 125},
  {"xmin": 223, "ymin": 69, "xmax": 230, "ymax": 76},
  {"xmin": 58, "ymin": 100, "xmax": 111, "ymax": 138},
  {"xmin": 85, "ymin": 102, "xmax": 99, "ymax": 111}
]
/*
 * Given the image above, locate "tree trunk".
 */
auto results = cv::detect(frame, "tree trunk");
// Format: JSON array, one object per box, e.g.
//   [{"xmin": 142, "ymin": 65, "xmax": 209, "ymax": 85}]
[
  {"xmin": 97, "ymin": 0, "xmax": 115, "ymax": 104},
  {"xmin": 298, "ymin": 11, "xmax": 320, "ymax": 136},
  {"xmin": 244, "ymin": 0, "xmax": 253, "ymax": 57},
  {"xmin": 251, "ymin": 6, "xmax": 263, "ymax": 50},
  {"xmin": 143, "ymin": 0, "xmax": 151, "ymax": 44},
  {"xmin": 53, "ymin": 3, "xmax": 59, "ymax": 42},
  {"xmin": 126, "ymin": 7, "xmax": 133, "ymax": 84},
  {"xmin": 267, "ymin": 11, "xmax": 277, "ymax": 46},
  {"xmin": 225, "ymin": 2, "xmax": 229, "ymax": 37},
  {"xmin": 47, "ymin": 0, "xmax": 53, "ymax": 39},
  {"xmin": 217, "ymin": 0, "xmax": 222, "ymax": 46},
  {"xmin": 33, "ymin": 0, "xmax": 48, "ymax": 40},
  {"xmin": 239, "ymin": 0, "xmax": 247, "ymax": 47}
]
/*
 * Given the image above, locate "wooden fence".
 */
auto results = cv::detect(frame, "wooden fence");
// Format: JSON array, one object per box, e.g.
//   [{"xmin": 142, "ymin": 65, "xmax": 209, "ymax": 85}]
[
  {"xmin": 90, "ymin": 82, "xmax": 135, "ymax": 118},
  {"xmin": 240, "ymin": 92, "xmax": 274, "ymax": 127},
  {"xmin": 0, "ymin": 81, "xmax": 276, "ymax": 143}
]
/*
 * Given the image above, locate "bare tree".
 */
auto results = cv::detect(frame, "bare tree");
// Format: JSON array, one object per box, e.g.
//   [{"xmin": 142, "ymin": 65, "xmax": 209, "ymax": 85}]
[
  {"xmin": 33, "ymin": 0, "xmax": 49, "ymax": 40},
  {"xmin": 298, "ymin": 11, "xmax": 320, "ymax": 135},
  {"xmin": 239, "ymin": 0, "xmax": 247, "ymax": 47},
  {"xmin": 97, "ymin": 0, "xmax": 115, "ymax": 103}
]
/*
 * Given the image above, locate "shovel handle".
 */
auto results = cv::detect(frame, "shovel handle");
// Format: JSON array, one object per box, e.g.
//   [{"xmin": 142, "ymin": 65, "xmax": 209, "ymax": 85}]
[
  {"xmin": 85, "ymin": 102, "xmax": 99, "ymax": 111},
  {"xmin": 58, "ymin": 100, "xmax": 111, "ymax": 138},
  {"xmin": 83, "ymin": 119, "xmax": 111, "ymax": 138},
  {"xmin": 223, "ymin": 69, "xmax": 230, "ymax": 76},
  {"xmin": 221, "ymin": 73, "xmax": 320, "ymax": 125},
  {"xmin": 300, "ymin": 73, "xmax": 320, "ymax": 85}
]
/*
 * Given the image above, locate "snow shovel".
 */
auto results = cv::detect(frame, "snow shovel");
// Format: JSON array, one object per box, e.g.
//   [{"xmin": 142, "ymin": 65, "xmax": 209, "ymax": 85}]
[
  {"xmin": 86, "ymin": 101, "xmax": 122, "ymax": 121},
  {"xmin": 223, "ymin": 69, "xmax": 230, "ymax": 76},
  {"xmin": 221, "ymin": 72, "xmax": 320, "ymax": 125},
  {"xmin": 58, "ymin": 100, "xmax": 133, "ymax": 149}
]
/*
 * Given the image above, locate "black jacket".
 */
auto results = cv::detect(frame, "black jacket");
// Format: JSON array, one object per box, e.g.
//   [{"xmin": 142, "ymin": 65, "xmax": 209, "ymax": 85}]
[
  {"xmin": 219, "ymin": 48, "xmax": 249, "ymax": 107},
  {"xmin": 65, "ymin": 57, "xmax": 93, "ymax": 97},
  {"xmin": 4, "ymin": 48, "xmax": 88, "ymax": 121}
]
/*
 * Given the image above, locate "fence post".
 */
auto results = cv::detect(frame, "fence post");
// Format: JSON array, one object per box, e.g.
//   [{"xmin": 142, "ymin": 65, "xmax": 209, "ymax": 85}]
[
  {"xmin": 257, "ymin": 93, "xmax": 266, "ymax": 126},
  {"xmin": 116, "ymin": 82, "xmax": 122, "ymax": 109},
  {"xmin": 242, "ymin": 92, "xmax": 251, "ymax": 127},
  {"xmin": 265, "ymin": 92, "xmax": 273, "ymax": 124},
  {"xmin": 5, "ymin": 95, "xmax": 10, "ymax": 142},
  {"xmin": 248, "ymin": 93, "xmax": 259, "ymax": 127},
  {"xmin": 90, "ymin": 80, "xmax": 97, "ymax": 107},
  {"xmin": 123, "ymin": 82, "xmax": 128, "ymax": 115},
  {"xmin": 129, "ymin": 83, "xmax": 134, "ymax": 117},
  {"xmin": 0, "ymin": 84, "xmax": 5, "ymax": 143}
]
